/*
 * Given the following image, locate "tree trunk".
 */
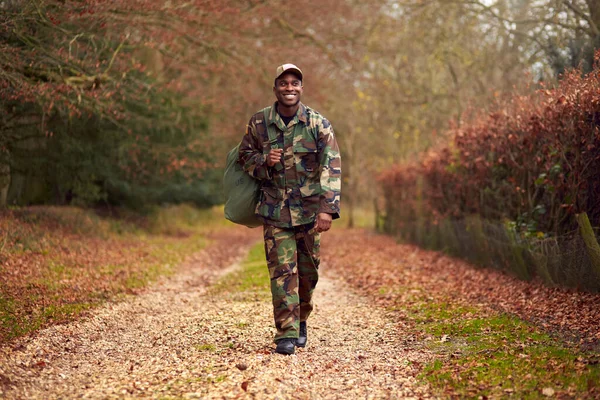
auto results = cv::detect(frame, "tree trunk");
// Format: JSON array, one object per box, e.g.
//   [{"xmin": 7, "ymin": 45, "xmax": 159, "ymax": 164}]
[
  {"xmin": 346, "ymin": 190, "xmax": 355, "ymax": 228},
  {"xmin": 586, "ymin": 0, "xmax": 600, "ymax": 36},
  {"xmin": 576, "ymin": 212, "xmax": 600, "ymax": 278},
  {"xmin": 0, "ymin": 163, "xmax": 10, "ymax": 208}
]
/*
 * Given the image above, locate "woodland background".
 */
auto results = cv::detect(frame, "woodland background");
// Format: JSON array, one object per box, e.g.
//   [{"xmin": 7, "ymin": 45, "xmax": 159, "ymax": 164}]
[{"xmin": 1, "ymin": 0, "xmax": 599, "ymax": 288}]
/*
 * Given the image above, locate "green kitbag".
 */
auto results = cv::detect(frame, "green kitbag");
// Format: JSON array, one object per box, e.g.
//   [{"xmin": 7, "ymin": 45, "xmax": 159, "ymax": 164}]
[
  {"xmin": 224, "ymin": 107, "xmax": 277, "ymax": 228},
  {"xmin": 223, "ymin": 142, "xmax": 262, "ymax": 228}
]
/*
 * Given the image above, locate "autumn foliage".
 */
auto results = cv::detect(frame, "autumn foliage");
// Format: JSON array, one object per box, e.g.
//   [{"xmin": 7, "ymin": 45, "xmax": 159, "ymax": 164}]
[
  {"xmin": 0, "ymin": 1, "xmax": 250, "ymax": 207},
  {"xmin": 380, "ymin": 51, "xmax": 600, "ymax": 289}
]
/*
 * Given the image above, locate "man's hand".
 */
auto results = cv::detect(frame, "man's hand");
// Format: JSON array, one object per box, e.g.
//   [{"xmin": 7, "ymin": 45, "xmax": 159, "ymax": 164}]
[
  {"xmin": 315, "ymin": 213, "xmax": 332, "ymax": 233},
  {"xmin": 266, "ymin": 148, "xmax": 283, "ymax": 167}
]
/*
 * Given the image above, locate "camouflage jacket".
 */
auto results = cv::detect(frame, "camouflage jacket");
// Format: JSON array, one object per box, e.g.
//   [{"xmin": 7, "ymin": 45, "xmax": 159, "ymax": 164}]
[{"xmin": 238, "ymin": 102, "xmax": 341, "ymax": 228}]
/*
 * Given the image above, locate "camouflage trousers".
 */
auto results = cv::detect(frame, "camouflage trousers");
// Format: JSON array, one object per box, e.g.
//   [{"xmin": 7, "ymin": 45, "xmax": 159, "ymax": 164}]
[{"xmin": 263, "ymin": 223, "xmax": 321, "ymax": 342}]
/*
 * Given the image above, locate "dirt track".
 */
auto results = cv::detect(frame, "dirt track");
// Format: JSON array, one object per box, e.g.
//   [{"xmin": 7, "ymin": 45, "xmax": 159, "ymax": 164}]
[{"xmin": 0, "ymin": 228, "xmax": 432, "ymax": 399}]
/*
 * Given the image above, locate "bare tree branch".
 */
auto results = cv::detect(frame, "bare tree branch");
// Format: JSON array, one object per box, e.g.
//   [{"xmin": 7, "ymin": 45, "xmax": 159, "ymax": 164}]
[
  {"xmin": 274, "ymin": 17, "xmax": 343, "ymax": 68},
  {"xmin": 562, "ymin": 0, "xmax": 599, "ymax": 36}
]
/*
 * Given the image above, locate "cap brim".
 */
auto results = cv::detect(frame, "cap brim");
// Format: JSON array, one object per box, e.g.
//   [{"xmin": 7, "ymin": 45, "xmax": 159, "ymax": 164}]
[{"xmin": 276, "ymin": 68, "xmax": 303, "ymax": 81}]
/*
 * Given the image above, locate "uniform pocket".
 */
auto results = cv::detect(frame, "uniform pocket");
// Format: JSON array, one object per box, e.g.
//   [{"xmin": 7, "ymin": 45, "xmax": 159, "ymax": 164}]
[
  {"xmin": 305, "ymin": 227, "xmax": 321, "ymax": 269},
  {"xmin": 298, "ymin": 184, "xmax": 320, "ymax": 220},
  {"xmin": 294, "ymin": 148, "xmax": 319, "ymax": 173},
  {"xmin": 264, "ymin": 225, "xmax": 297, "ymax": 280},
  {"xmin": 299, "ymin": 183, "xmax": 319, "ymax": 198},
  {"xmin": 268, "ymin": 263, "xmax": 294, "ymax": 280},
  {"xmin": 258, "ymin": 186, "xmax": 282, "ymax": 220},
  {"xmin": 261, "ymin": 185, "xmax": 283, "ymax": 200}
]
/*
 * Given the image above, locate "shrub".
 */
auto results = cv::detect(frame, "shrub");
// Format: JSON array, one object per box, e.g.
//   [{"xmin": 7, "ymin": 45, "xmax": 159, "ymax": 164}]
[{"xmin": 380, "ymin": 51, "xmax": 600, "ymax": 290}]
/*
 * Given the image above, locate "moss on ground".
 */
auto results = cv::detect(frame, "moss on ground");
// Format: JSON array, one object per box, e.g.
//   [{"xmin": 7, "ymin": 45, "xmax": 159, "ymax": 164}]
[
  {"xmin": 211, "ymin": 243, "xmax": 269, "ymax": 300},
  {"xmin": 408, "ymin": 298, "xmax": 600, "ymax": 398}
]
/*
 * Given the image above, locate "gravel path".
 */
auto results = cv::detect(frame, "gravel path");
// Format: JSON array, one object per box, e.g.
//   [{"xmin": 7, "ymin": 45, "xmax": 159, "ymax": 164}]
[{"xmin": 0, "ymin": 229, "xmax": 432, "ymax": 399}]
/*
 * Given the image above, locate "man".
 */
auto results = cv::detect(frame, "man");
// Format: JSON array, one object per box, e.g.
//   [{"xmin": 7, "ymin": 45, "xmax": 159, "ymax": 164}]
[{"xmin": 238, "ymin": 63, "xmax": 341, "ymax": 355}]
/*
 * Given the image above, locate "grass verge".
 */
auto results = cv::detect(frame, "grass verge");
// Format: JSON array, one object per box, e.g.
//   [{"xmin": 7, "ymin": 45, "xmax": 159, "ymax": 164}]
[
  {"xmin": 211, "ymin": 242, "xmax": 269, "ymax": 299},
  {"xmin": 407, "ymin": 297, "xmax": 600, "ymax": 398},
  {"xmin": 0, "ymin": 204, "xmax": 228, "ymax": 343}
]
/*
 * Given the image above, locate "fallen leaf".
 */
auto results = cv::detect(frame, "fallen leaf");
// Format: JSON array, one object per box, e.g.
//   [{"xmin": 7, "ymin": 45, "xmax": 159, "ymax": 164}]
[{"xmin": 542, "ymin": 387, "xmax": 555, "ymax": 396}]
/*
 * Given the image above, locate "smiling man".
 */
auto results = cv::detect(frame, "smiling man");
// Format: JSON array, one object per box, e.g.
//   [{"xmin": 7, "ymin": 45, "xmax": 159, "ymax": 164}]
[{"xmin": 238, "ymin": 63, "xmax": 342, "ymax": 355}]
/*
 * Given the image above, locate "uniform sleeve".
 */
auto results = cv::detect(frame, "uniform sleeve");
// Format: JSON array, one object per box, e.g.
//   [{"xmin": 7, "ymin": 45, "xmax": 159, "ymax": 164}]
[
  {"xmin": 318, "ymin": 118, "xmax": 341, "ymax": 218},
  {"xmin": 238, "ymin": 116, "xmax": 272, "ymax": 181}
]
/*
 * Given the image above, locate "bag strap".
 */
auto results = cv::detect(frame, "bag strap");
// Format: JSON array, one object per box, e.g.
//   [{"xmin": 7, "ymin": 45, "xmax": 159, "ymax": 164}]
[{"xmin": 262, "ymin": 106, "xmax": 279, "ymax": 149}]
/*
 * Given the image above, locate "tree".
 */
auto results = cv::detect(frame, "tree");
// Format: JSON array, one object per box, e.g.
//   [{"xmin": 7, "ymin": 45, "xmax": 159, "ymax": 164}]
[
  {"xmin": 453, "ymin": 0, "xmax": 600, "ymax": 76},
  {"xmin": 0, "ymin": 1, "xmax": 235, "ymax": 206}
]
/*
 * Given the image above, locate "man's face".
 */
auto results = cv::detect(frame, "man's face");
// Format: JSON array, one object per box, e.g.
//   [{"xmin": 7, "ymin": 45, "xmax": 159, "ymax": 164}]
[{"xmin": 273, "ymin": 72, "xmax": 303, "ymax": 109}]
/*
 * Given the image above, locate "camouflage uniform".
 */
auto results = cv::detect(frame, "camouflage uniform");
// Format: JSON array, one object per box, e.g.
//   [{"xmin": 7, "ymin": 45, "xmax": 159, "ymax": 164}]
[{"xmin": 239, "ymin": 102, "xmax": 341, "ymax": 342}]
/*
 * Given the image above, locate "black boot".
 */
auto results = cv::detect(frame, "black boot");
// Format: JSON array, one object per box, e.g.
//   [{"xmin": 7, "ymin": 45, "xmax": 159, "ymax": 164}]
[
  {"xmin": 296, "ymin": 321, "xmax": 307, "ymax": 348},
  {"xmin": 275, "ymin": 338, "xmax": 296, "ymax": 355}
]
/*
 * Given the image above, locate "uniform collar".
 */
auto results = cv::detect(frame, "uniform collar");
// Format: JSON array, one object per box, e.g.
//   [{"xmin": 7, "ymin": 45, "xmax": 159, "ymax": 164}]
[{"xmin": 268, "ymin": 102, "xmax": 308, "ymax": 128}]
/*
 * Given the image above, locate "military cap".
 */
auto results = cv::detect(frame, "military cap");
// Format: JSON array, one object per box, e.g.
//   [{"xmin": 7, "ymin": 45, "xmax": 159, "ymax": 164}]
[{"xmin": 275, "ymin": 63, "xmax": 303, "ymax": 82}]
